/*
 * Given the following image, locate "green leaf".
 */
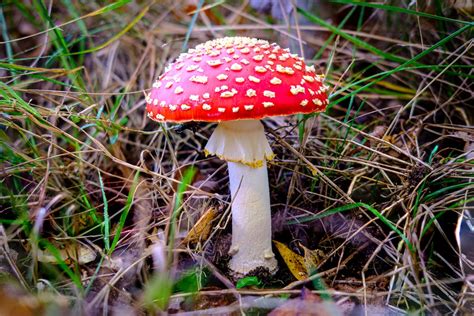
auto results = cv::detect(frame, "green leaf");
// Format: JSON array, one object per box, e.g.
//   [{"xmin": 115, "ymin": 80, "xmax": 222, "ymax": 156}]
[
  {"xmin": 174, "ymin": 268, "xmax": 208, "ymax": 293},
  {"xmin": 236, "ymin": 276, "xmax": 261, "ymax": 289}
]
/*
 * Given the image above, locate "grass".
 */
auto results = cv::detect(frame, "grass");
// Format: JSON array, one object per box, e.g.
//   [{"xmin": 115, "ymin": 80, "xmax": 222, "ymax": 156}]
[{"xmin": 0, "ymin": 0, "xmax": 473, "ymax": 314}]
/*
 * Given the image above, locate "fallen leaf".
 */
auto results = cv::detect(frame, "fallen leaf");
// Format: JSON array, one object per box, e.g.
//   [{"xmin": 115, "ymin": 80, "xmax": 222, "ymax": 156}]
[
  {"xmin": 37, "ymin": 241, "xmax": 96, "ymax": 265},
  {"xmin": 299, "ymin": 243, "xmax": 325, "ymax": 274},
  {"xmin": 0, "ymin": 283, "xmax": 68, "ymax": 316},
  {"xmin": 273, "ymin": 240, "xmax": 307, "ymax": 280},
  {"xmin": 274, "ymin": 241, "xmax": 326, "ymax": 281},
  {"xmin": 182, "ymin": 208, "xmax": 218, "ymax": 246}
]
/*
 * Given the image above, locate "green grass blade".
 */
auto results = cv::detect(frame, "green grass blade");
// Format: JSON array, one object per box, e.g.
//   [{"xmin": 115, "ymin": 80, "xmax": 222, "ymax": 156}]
[
  {"xmin": 330, "ymin": 22, "xmax": 473, "ymax": 106},
  {"xmin": 298, "ymin": 7, "xmax": 408, "ymax": 65},
  {"xmin": 331, "ymin": 0, "xmax": 470, "ymax": 25},
  {"xmin": 109, "ymin": 171, "xmax": 141, "ymax": 254},
  {"xmin": 182, "ymin": 0, "xmax": 205, "ymax": 51},
  {"xmin": 97, "ymin": 170, "xmax": 110, "ymax": 252},
  {"xmin": 168, "ymin": 167, "xmax": 196, "ymax": 264}
]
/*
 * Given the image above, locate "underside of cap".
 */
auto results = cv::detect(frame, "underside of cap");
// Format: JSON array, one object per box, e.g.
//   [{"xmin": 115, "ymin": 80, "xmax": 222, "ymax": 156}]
[{"xmin": 204, "ymin": 120, "xmax": 274, "ymax": 168}]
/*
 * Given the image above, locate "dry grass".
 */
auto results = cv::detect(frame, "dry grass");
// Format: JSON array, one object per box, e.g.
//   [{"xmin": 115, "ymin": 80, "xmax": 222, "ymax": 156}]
[{"xmin": 0, "ymin": 0, "xmax": 473, "ymax": 314}]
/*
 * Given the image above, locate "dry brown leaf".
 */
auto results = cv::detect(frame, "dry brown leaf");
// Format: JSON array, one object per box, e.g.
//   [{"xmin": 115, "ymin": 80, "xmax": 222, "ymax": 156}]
[
  {"xmin": 182, "ymin": 207, "xmax": 218, "ymax": 246},
  {"xmin": 274, "ymin": 240, "xmax": 307, "ymax": 280},
  {"xmin": 300, "ymin": 243, "xmax": 325, "ymax": 274},
  {"xmin": 0, "ymin": 283, "xmax": 68, "ymax": 316},
  {"xmin": 36, "ymin": 241, "xmax": 96, "ymax": 265}
]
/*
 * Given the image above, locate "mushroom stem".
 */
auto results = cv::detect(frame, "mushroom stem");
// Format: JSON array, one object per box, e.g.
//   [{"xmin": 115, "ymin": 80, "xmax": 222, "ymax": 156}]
[
  {"xmin": 227, "ymin": 160, "xmax": 277, "ymax": 275},
  {"xmin": 204, "ymin": 120, "xmax": 278, "ymax": 276}
]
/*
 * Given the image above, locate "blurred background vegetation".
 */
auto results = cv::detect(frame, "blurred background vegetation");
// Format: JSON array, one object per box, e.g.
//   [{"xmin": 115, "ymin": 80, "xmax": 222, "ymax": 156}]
[{"xmin": 0, "ymin": 0, "xmax": 473, "ymax": 314}]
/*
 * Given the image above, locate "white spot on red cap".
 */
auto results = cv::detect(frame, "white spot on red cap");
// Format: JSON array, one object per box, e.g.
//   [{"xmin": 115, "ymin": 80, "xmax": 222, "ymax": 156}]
[
  {"xmin": 305, "ymin": 65, "xmax": 316, "ymax": 72},
  {"xmin": 240, "ymin": 47, "xmax": 250, "ymax": 54},
  {"xmin": 152, "ymin": 81, "xmax": 161, "ymax": 88},
  {"xmin": 169, "ymin": 105, "xmax": 177, "ymax": 111},
  {"xmin": 244, "ymin": 105, "xmax": 254, "ymax": 110},
  {"xmin": 232, "ymin": 107, "xmax": 239, "ymax": 112},
  {"xmin": 230, "ymin": 63, "xmax": 242, "ymax": 71},
  {"xmin": 253, "ymin": 55, "xmax": 264, "ymax": 61},
  {"xmin": 248, "ymin": 75, "xmax": 260, "ymax": 83},
  {"xmin": 270, "ymin": 77, "xmax": 282, "ymax": 85},
  {"xmin": 218, "ymin": 107, "xmax": 226, "ymax": 112},
  {"xmin": 203, "ymin": 93, "xmax": 210, "ymax": 99},
  {"xmin": 300, "ymin": 99, "xmax": 308, "ymax": 106},
  {"xmin": 189, "ymin": 95, "xmax": 199, "ymax": 101},
  {"xmin": 220, "ymin": 89, "xmax": 238, "ymax": 98},
  {"xmin": 186, "ymin": 65, "xmax": 199, "ymax": 72},
  {"xmin": 279, "ymin": 53, "xmax": 289, "ymax": 61},
  {"xmin": 165, "ymin": 82, "xmax": 173, "ymax": 89},
  {"xmin": 246, "ymin": 89, "xmax": 257, "ymax": 97},
  {"xmin": 207, "ymin": 59, "xmax": 223, "ymax": 67},
  {"xmin": 156, "ymin": 113, "xmax": 165, "ymax": 120},
  {"xmin": 202, "ymin": 104, "xmax": 211, "ymax": 110},
  {"xmin": 276, "ymin": 64, "xmax": 295, "ymax": 75},
  {"xmin": 235, "ymin": 77, "xmax": 245, "ymax": 83},
  {"xmin": 303, "ymin": 75, "xmax": 315, "ymax": 82},
  {"xmin": 290, "ymin": 85, "xmax": 305, "ymax": 95},
  {"xmin": 263, "ymin": 91, "xmax": 275, "ymax": 98},
  {"xmin": 255, "ymin": 66, "xmax": 267, "ymax": 73},
  {"xmin": 240, "ymin": 58, "xmax": 250, "ymax": 65},
  {"xmin": 263, "ymin": 102, "xmax": 274, "ymax": 108},
  {"xmin": 174, "ymin": 86, "xmax": 184, "ymax": 94},
  {"xmin": 313, "ymin": 98, "xmax": 323, "ymax": 106},
  {"xmin": 181, "ymin": 104, "xmax": 191, "ymax": 110},
  {"xmin": 217, "ymin": 74, "xmax": 228, "ymax": 81},
  {"xmin": 189, "ymin": 75, "xmax": 208, "ymax": 83}
]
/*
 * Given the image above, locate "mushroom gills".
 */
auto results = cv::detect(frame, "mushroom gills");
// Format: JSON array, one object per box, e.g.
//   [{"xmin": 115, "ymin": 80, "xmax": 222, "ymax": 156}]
[{"xmin": 204, "ymin": 120, "xmax": 274, "ymax": 168}]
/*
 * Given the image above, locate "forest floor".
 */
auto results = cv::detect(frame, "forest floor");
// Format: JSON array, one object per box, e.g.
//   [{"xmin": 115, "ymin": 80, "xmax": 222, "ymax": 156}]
[{"xmin": 0, "ymin": 1, "xmax": 473, "ymax": 315}]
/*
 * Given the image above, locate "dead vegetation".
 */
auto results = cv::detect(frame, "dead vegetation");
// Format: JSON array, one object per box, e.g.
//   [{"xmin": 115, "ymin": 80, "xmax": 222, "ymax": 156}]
[{"xmin": 0, "ymin": 0, "xmax": 473, "ymax": 314}]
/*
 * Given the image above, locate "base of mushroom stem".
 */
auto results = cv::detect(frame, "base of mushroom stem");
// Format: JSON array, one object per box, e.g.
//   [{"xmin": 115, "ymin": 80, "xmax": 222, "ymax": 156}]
[{"xmin": 228, "ymin": 257, "xmax": 278, "ymax": 279}]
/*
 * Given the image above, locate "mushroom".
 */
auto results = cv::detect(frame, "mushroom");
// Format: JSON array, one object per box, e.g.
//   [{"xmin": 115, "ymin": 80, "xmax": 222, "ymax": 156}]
[{"xmin": 146, "ymin": 37, "xmax": 328, "ymax": 276}]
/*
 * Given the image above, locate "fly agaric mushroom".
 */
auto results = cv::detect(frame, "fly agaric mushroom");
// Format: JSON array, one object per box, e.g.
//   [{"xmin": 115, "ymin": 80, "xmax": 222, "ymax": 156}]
[{"xmin": 146, "ymin": 37, "xmax": 328, "ymax": 276}]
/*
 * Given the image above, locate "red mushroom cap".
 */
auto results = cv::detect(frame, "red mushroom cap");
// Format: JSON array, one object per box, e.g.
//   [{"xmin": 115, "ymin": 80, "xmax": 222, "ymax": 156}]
[{"xmin": 146, "ymin": 37, "xmax": 329, "ymax": 122}]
